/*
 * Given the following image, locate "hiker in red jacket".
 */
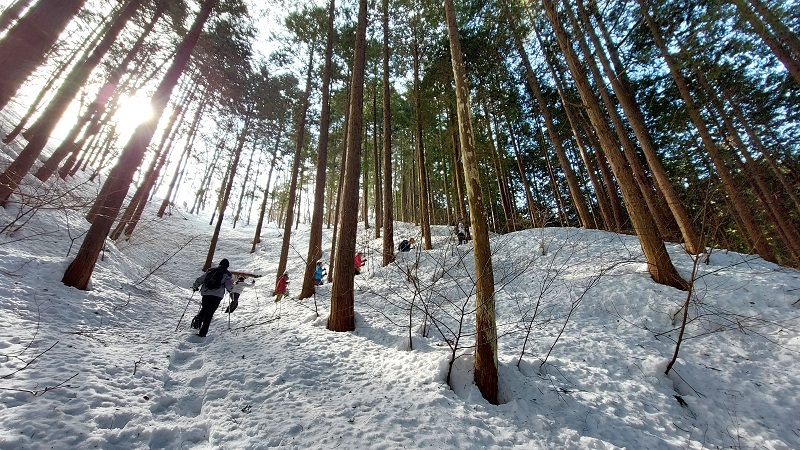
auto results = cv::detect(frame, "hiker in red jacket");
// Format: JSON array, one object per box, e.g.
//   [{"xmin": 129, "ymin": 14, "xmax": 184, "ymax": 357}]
[
  {"xmin": 354, "ymin": 252, "xmax": 366, "ymax": 275},
  {"xmin": 274, "ymin": 272, "xmax": 289, "ymax": 302}
]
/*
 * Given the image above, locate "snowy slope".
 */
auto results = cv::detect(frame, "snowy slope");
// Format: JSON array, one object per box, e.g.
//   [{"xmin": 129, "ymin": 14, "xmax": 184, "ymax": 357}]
[{"xmin": 0, "ymin": 172, "xmax": 798, "ymax": 449}]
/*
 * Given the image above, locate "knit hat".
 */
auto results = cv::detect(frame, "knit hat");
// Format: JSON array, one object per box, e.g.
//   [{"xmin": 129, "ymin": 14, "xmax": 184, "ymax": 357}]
[{"xmin": 219, "ymin": 258, "xmax": 229, "ymax": 268}]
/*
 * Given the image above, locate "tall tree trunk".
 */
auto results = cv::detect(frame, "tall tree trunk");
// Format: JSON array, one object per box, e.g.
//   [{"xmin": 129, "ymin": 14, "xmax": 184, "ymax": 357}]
[
  {"xmin": 203, "ymin": 119, "xmax": 249, "ymax": 271},
  {"xmin": 328, "ymin": 0, "xmax": 367, "ymax": 332},
  {"xmin": 0, "ymin": 0, "xmax": 142, "ymax": 205},
  {"xmin": 0, "ymin": 0, "xmax": 88, "ymax": 111},
  {"xmin": 449, "ymin": 108, "xmax": 467, "ymax": 221},
  {"xmin": 412, "ymin": 36, "xmax": 432, "ymax": 249},
  {"xmin": 562, "ymin": 3, "xmax": 678, "ymax": 241},
  {"xmin": 373, "ymin": 82, "xmax": 382, "ymax": 236},
  {"xmin": 251, "ymin": 127, "xmax": 282, "ymax": 253},
  {"xmin": 3, "ymin": 17, "xmax": 100, "ymax": 145},
  {"xmin": 62, "ymin": 0, "xmax": 217, "ymax": 290},
  {"xmin": 543, "ymin": 0, "xmax": 687, "ymax": 289},
  {"xmin": 444, "ymin": 0, "xmax": 498, "ymax": 405},
  {"xmin": 506, "ymin": 118, "xmax": 538, "ymax": 226},
  {"xmin": 159, "ymin": 99, "xmax": 206, "ymax": 217},
  {"xmin": 582, "ymin": 0, "xmax": 701, "ymax": 252},
  {"xmin": 721, "ymin": 87, "xmax": 800, "ymax": 212},
  {"xmin": 276, "ymin": 46, "xmax": 315, "ymax": 283},
  {"xmin": 362, "ymin": 126, "xmax": 370, "ymax": 228},
  {"xmin": 504, "ymin": 8, "xmax": 594, "ymax": 228},
  {"xmin": 483, "ymin": 102, "xmax": 515, "ymax": 232},
  {"xmin": 381, "ymin": 0, "xmax": 395, "ymax": 266},
  {"xmin": 0, "ymin": 0, "xmax": 34, "ymax": 33},
  {"xmin": 328, "ymin": 82, "xmax": 351, "ymax": 282},
  {"xmin": 695, "ymin": 67, "xmax": 800, "ymax": 263},
  {"xmin": 639, "ymin": 0, "xmax": 776, "ymax": 262},
  {"xmin": 233, "ymin": 142, "xmax": 257, "ymax": 228},
  {"xmin": 300, "ymin": 0, "xmax": 335, "ymax": 299},
  {"xmin": 35, "ymin": 0, "xmax": 165, "ymax": 182},
  {"xmin": 727, "ymin": 0, "xmax": 800, "ymax": 84}
]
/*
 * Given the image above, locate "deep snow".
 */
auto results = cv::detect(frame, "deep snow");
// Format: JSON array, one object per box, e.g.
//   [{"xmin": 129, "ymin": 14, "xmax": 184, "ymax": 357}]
[{"xmin": 0, "ymin": 167, "xmax": 799, "ymax": 449}]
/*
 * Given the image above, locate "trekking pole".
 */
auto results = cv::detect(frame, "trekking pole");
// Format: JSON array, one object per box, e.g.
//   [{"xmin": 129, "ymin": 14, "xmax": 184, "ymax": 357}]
[
  {"xmin": 176, "ymin": 290, "xmax": 196, "ymax": 332},
  {"xmin": 227, "ymin": 293, "xmax": 231, "ymax": 330}
]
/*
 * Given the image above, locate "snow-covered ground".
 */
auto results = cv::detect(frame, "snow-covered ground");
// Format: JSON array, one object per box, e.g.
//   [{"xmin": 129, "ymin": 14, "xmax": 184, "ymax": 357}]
[{"xmin": 0, "ymin": 167, "xmax": 798, "ymax": 449}]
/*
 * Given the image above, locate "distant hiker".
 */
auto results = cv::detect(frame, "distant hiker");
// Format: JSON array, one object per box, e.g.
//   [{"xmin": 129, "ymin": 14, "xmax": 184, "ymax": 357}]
[
  {"xmin": 456, "ymin": 219, "xmax": 467, "ymax": 245},
  {"xmin": 398, "ymin": 238, "xmax": 415, "ymax": 252},
  {"xmin": 191, "ymin": 258, "xmax": 233, "ymax": 337},
  {"xmin": 225, "ymin": 276, "xmax": 249, "ymax": 313},
  {"xmin": 314, "ymin": 262, "xmax": 326, "ymax": 286},
  {"xmin": 354, "ymin": 252, "xmax": 366, "ymax": 275},
  {"xmin": 274, "ymin": 272, "xmax": 289, "ymax": 302}
]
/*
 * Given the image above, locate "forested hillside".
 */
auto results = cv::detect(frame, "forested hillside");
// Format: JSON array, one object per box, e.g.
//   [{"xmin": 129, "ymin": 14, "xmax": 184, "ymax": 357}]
[{"xmin": 0, "ymin": 0, "xmax": 797, "ymax": 408}]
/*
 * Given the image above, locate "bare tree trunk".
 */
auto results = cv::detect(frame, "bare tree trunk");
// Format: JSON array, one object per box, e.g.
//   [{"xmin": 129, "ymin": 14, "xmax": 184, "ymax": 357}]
[
  {"xmin": 381, "ymin": 0, "xmax": 395, "ymax": 266},
  {"xmin": 3, "ymin": 18, "xmax": 99, "ymax": 144},
  {"xmin": 727, "ymin": 0, "xmax": 800, "ymax": 84},
  {"xmin": 277, "ymin": 46, "xmax": 315, "ymax": 283},
  {"xmin": 373, "ymin": 82, "xmax": 382, "ymax": 236},
  {"xmin": 505, "ymin": 118, "xmax": 538, "ymax": 226},
  {"xmin": 251, "ymin": 127, "xmax": 282, "ymax": 252},
  {"xmin": 300, "ymin": 0, "xmax": 335, "ymax": 299},
  {"xmin": 444, "ymin": 0, "xmax": 498, "ymax": 405},
  {"xmin": 639, "ymin": 0, "xmax": 775, "ymax": 262},
  {"xmin": 506, "ymin": 10, "xmax": 593, "ymax": 228},
  {"xmin": 0, "ymin": 0, "xmax": 88, "ymax": 110},
  {"xmin": 0, "ymin": 0, "xmax": 142, "ymax": 205},
  {"xmin": 581, "ymin": 0, "xmax": 700, "ymax": 251},
  {"xmin": 721, "ymin": 87, "xmax": 800, "ymax": 212},
  {"xmin": 362, "ymin": 126, "xmax": 370, "ymax": 229},
  {"xmin": 543, "ymin": 0, "xmax": 687, "ymax": 289},
  {"xmin": 0, "ymin": 0, "xmax": 34, "ymax": 33},
  {"xmin": 695, "ymin": 67, "xmax": 800, "ymax": 264},
  {"xmin": 328, "ymin": 0, "xmax": 367, "ymax": 332},
  {"xmin": 62, "ymin": 0, "xmax": 217, "ymax": 289},
  {"xmin": 203, "ymin": 120, "xmax": 249, "ymax": 271},
  {"xmin": 562, "ymin": 4, "xmax": 678, "ymax": 241},
  {"xmin": 233, "ymin": 142, "xmax": 257, "ymax": 228},
  {"xmin": 35, "ymin": 0, "xmax": 165, "ymax": 182},
  {"xmin": 412, "ymin": 36, "xmax": 432, "ymax": 249},
  {"xmin": 328, "ymin": 76, "xmax": 351, "ymax": 282}
]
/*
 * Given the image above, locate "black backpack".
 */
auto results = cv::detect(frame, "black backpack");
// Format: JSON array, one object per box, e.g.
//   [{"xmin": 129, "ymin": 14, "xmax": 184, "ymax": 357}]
[{"xmin": 203, "ymin": 268, "xmax": 226, "ymax": 290}]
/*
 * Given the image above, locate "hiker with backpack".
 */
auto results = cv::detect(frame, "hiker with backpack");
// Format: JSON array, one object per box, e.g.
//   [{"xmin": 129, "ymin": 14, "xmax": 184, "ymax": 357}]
[
  {"xmin": 314, "ymin": 262, "xmax": 326, "ymax": 286},
  {"xmin": 225, "ymin": 276, "xmax": 252, "ymax": 313},
  {"xmin": 190, "ymin": 258, "xmax": 234, "ymax": 337},
  {"xmin": 398, "ymin": 237, "xmax": 415, "ymax": 252}
]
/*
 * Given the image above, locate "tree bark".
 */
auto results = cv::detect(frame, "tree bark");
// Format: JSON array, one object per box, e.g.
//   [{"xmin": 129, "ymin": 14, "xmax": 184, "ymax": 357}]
[
  {"xmin": 35, "ymin": 0, "xmax": 164, "ymax": 183},
  {"xmin": 543, "ymin": 0, "xmax": 687, "ymax": 289},
  {"xmin": 444, "ymin": 0, "xmax": 498, "ymax": 405},
  {"xmin": 0, "ymin": 0, "xmax": 34, "ymax": 33},
  {"xmin": 412, "ymin": 36, "xmax": 432, "ymax": 249},
  {"xmin": 578, "ymin": 0, "xmax": 701, "ymax": 252},
  {"xmin": 639, "ymin": 0, "xmax": 776, "ymax": 262},
  {"xmin": 328, "ymin": 0, "xmax": 367, "ymax": 332},
  {"xmin": 0, "ymin": 0, "xmax": 142, "ymax": 205},
  {"xmin": 506, "ymin": 10, "xmax": 594, "ymax": 229},
  {"xmin": 277, "ymin": 46, "xmax": 315, "ymax": 283},
  {"xmin": 381, "ymin": 0, "xmax": 395, "ymax": 266},
  {"xmin": 300, "ymin": 0, "xmax": 335, "ymax": 299},
  {"xmin": 0, "ymin": 0, "xmax": 88, "ymax": 111},
  {"xmin": 251, "ymin": 126, "xmax": 282, "ymax": 252}
]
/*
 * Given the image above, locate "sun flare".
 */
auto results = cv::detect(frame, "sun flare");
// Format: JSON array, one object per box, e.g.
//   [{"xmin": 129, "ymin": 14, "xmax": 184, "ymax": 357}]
[{"xmin": 114, "ymin": 93, "xmax": 154, "ymax": 137}]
